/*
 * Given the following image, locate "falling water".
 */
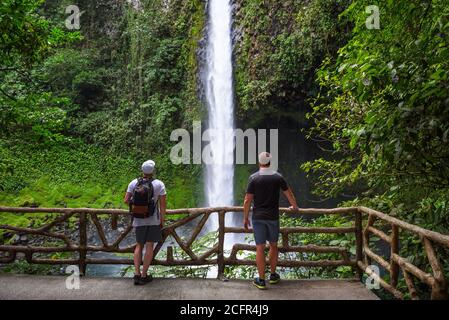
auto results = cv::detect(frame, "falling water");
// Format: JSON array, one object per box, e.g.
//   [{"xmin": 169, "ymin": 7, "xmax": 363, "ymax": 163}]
[{"xmin": 204, "ymin": 0, "xmax": 237, "ymax": 244}]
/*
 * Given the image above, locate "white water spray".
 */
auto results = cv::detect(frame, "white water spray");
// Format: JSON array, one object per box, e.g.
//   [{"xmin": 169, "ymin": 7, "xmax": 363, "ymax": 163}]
[{"xmin": 204, "ymin": 0, "xmax": 237, "ymax": 244}]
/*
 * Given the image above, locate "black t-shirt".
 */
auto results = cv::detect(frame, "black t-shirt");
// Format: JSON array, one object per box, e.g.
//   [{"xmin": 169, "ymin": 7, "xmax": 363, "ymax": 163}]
[{"xmin": 246, "ymin": 170, "xmax": 289, "ymax": 220}]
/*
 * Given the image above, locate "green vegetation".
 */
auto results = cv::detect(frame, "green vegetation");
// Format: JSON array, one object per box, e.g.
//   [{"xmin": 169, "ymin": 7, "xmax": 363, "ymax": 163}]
[
  {"xmin": 232, "ymin": 0, "xmax": 449, "ymax": 297},
  {"xmin": 303, "ymin": 0, "xmax": 449, "ymax": 230},
  {"xmin": 233, "ymin": 0, "xmax": 351, "ymax": 126},
  {"xmin": 0, "ymin": 0, "xmax": 204, "ymax": 242},
  {"xmin": 1, "ymin": 0, "xmax": 449, "ymax": 299},
  {"xmin": 0, "ymin": 260, "xmax": 61, "ymax": 275},
  {"xmin": 0, "ymin": 0, "xmax": 205, "ymax": 206},
  {"xmin": 301, "ymin": 0, "xmax": 449, "ymax": 296}
]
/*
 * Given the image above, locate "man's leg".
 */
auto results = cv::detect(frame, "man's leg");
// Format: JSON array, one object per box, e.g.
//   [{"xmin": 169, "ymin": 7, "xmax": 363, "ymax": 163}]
[
  {"xmin": 141, "ymin": 241, "xmax": 154, "ymax": 277},
  {"xmin": 134, "ymin": 243, "xmax": 143, "ymax": 276},
  {"xmin": 268, "ymin": 242, "xmax": 278, "ymax": 274},
  {"xmin": 252, "ymin": 220, "xmax": 268, "ymax": 289},
  {"xmin": 267, "ymin": 220, "xmax": 281, "ymax": 284},
  {"xmin": 256, "ymin": 244, "xmax": 266, "ymax": 280}
]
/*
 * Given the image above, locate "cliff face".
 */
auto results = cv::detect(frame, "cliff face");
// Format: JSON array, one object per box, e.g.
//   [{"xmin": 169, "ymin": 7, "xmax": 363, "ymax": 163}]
[
  {"xmin": 230, "ymin": 0, "xmax": 351, "ymax": 206},
  {"xmin": 232, "ymin": 0, "xmax": 351, "ymax": 128}
]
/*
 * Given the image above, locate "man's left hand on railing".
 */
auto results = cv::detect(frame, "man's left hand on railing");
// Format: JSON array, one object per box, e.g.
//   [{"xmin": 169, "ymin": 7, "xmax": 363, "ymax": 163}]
[
  {"xmin": 160, "ymin": 215, "xmax": 165, "ymax": 228},
  {"xmin": 244, "ymin": 218, "xmax": 251, "ymax": 230}
]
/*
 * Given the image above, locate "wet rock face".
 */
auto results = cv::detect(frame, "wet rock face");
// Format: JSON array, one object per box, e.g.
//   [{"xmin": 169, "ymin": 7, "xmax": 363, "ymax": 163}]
[
  {"xmin": 11, "ymin": 234, "xmax": 28, "ymax": 245},
  {"xmin": 228, "ymin": 0, "xmax": 351, "ymax": 207}
]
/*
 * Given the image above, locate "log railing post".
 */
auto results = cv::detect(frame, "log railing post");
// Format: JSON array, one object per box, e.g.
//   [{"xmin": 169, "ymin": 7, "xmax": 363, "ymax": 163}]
[
  {"xmin": 217, "ymin": 210, "xmax": 225, "ymax": 279},
  {"xmin": 403, "ymin": 270, "xmax": 419, "ymax": 300},
  {"xmin": 354, "ymin": 210, "xmax": 363, "ymax": 280},
  {"xmin": 422, "ymin": 237, "xmax": 449, "ymax": 300},
  {"xmin": 111, "ymin": 212, "xmax": 118, "ymax": 230},
  {"xmin": 167, "ymin": 246, "xmax": 174, "ymax": 263},
  {"xmin": 390, "ymin": 225, "xmax": 400, "ymax": 288},
  {"xmin": 79, "ymin": 212, "xmax": 87, "ymax": 276},
  {"xmin": 363, "ymin": 214, "xmax": 374, "ymax": 266}
]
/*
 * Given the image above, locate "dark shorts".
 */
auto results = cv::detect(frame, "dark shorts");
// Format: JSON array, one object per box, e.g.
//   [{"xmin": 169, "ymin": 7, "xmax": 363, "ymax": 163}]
[
  {"xmin": 135, "ymin": 225, "xmax": 162, "ymax": 245},
  {"xmin": 252, "ymin": 219, "xmax": 280, "ymax": 245}
]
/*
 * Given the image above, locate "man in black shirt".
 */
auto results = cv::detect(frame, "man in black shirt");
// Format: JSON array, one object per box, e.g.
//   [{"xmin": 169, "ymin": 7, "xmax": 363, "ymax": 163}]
[{"xmin": 243, "ymin": 152, "xmax": 299, "ymax": 290}]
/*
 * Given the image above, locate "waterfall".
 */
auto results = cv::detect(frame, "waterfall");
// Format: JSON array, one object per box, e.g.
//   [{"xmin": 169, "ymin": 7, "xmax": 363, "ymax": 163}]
[{"xmin": 204, "ymin": 0, "xmax": 237, "ymax": 244}]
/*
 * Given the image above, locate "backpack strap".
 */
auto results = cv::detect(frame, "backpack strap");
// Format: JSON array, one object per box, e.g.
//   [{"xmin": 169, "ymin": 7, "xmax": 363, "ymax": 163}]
[
  {"xmin": 149, "ymin": 178, "xmax": 159, "ymax": 219},
  {"xmin": 130, "ymin": 178, "xmax": 144, "ymax": 202},
  {"xmin": 136, "ymin": 177, "xmax": 144, "ymax": 187},
  {"xmin": 147, "ymin": 177, "xmax": 160, "ymax": 219}
]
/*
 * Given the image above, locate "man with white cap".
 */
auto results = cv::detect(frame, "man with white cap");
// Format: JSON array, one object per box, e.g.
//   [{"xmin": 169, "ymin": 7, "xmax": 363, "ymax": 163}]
[
  {"xmin": 124, "ymin": 160, "xmax": 166, "ymax": 285},
  {"xmin": 243, "ymin": 152, "xmax": 299, "ymax": 290}
]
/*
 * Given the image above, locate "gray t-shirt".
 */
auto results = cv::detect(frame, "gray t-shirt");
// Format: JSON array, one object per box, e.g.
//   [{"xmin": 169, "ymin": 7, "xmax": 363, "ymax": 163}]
[{"xmin": 127, "ymin": 178, "xmax": 166, "ymax": 227}]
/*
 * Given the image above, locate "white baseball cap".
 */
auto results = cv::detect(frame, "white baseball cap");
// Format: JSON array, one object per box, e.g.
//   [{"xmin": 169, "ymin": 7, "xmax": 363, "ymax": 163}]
[
  {"xmin": 258, "ymin": 152, "xmax": 271, "ymax": 165},
  {"xmin": 142, "ymin": 160, "xmax": 155, "ymax": 174}
]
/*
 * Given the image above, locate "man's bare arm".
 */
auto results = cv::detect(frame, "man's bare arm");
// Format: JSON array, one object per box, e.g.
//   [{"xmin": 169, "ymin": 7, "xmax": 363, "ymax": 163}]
[
  {"xmin": 243, "ymin": 193, "xmax": 253, "ymax": 229},
  {"xmin": 282, "ymin": 187, "xmax": 299, "ymax": 210},
  {"xmin": 124, "ymin": 192, "xmax": 132, "ymax": 204},
  {"xmin": 159, "ymin": 195, "xmax": 167, "ymax": 226}
]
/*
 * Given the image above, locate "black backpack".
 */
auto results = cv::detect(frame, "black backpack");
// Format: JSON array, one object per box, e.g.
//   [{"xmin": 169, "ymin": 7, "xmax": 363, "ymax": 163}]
[{"xmin": 130, "ymin": 177, "xmax": 157, "ymax": 219}]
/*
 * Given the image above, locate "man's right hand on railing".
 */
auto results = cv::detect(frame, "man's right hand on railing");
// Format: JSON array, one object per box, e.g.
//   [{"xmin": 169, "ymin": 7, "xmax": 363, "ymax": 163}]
[
  {"xmin": 243, "ymin": 193, "xmax": 253, "ymax": 230},
  {"xmin": 283, "ymin": 187, "xmax": 299, "ymax": 211}
]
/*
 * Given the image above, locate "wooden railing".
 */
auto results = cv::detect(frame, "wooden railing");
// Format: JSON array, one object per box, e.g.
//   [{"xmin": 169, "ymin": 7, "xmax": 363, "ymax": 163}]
[
  {"xmin": 358, "ymin": 206, "xmax": 449, "ymax": 300},
  {"xmin": 0, "ymin": 206, "xmax": 448, "ymax": 299}
]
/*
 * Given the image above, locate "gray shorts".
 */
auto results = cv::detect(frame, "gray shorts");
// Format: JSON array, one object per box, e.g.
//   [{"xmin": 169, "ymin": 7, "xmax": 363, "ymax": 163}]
[
  {"xmin": 252, "ymin": 219, "xmax": 280, "ymax": 245},
  {"xmin": 135, "ymin": 225, "xmax": 162, "ymax": 245}
]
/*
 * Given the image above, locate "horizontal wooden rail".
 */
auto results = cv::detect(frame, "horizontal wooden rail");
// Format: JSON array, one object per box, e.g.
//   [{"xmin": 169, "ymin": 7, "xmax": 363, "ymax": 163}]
[
  {"xmin": 229, "ymin": 243, "xmax": 349, "ymax": 254},
  {"xmin": 0, "ymin": 206, "xmax": 358, "ymax": 216},
  {"xmin": 366, "ymin": 226, "xmax": 391, "ymax": 243},
  {"xmin": 363, "ymin": 246, "xmax": 391, "ymax": 272},
  {"xmin": 358, "ymin": 206, "xmax": 449, "ymax": 247},
  {"xmin": 228, "ymin": 243, "xmax": 351, "ymax": 265},
  {"xmin": 392, "ymin": 254, "xmax": 435, "ymax": 287},
  {"xmin": 358, "ymin": 261, "xmax": 404, "ymax": 299},
  {"xmin": 224, "ymin": 227, "xmax": 355, "ymax": 234},
  {"xmin": 361, "ymin": 207, "xmax": 449, "ymax": 300},
  {"xmin": 228, "ymin": 259, "xmax": 357, "ymax": 268}
]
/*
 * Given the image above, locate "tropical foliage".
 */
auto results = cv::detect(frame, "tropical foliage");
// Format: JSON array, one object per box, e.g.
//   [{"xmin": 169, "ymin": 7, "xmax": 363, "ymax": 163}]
[
  {"xmin": 303, "ymin": 0, "xmax": 449, "ymax": 233},
  {"xmin": 1, "ymin": 0, "xmax": 449, "ymax": 298}
]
